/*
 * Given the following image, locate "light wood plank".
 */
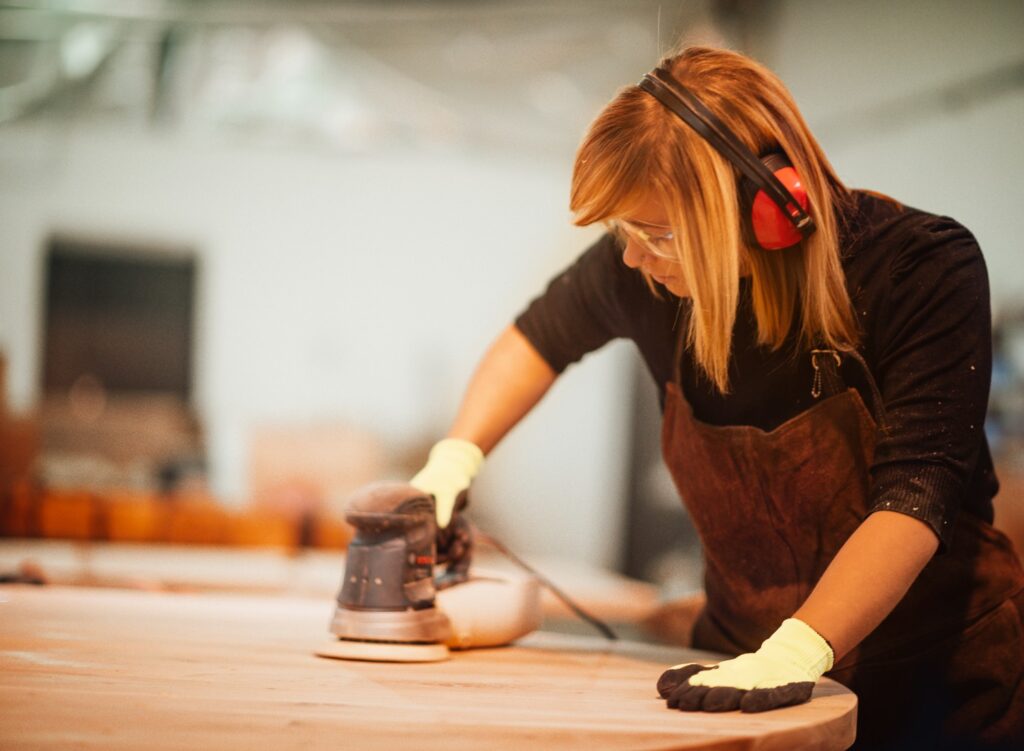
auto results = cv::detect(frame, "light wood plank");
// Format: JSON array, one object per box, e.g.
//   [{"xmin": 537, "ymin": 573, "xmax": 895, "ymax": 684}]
[{"xmin": 0, "ymin": 586, "xmax": 856, "ymax": 750}]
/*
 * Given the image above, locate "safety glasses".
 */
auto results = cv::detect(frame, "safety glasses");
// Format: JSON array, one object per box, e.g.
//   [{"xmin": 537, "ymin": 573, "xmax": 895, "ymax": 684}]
[{"xmin": 612, "ymin": 219, "xmax": 678, "ymax": 260}]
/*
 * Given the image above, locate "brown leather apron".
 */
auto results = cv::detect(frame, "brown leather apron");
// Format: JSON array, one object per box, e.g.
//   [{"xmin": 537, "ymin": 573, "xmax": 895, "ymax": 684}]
[{"xmin": 660, "ymin": 335, "xmax": 1024, "ymax": 747}]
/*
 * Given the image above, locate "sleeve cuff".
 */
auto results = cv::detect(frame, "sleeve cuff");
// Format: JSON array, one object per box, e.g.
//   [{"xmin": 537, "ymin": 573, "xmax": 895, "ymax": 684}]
[
  {"xmin": 869, "ymin": 462, "xmax": 963, "ymax": 551},
  {"xmin": 512, "ymin": 318, "xmax": 570, "ymax": 374}
]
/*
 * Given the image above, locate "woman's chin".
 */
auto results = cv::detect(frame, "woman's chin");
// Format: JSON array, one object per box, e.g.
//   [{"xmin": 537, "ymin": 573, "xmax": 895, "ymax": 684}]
[{"xmin": 660, "ymin": 278, "xmax": 690, "ymax": 297}]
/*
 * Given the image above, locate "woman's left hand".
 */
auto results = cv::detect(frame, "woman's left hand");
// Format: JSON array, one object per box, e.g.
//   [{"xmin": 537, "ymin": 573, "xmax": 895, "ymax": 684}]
[{"xmin": 657, "ymin": 618, "xmax": 833, "ymax": 713}]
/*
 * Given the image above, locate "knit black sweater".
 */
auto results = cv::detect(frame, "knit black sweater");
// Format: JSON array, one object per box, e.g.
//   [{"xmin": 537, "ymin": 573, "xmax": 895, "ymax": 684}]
[{"xmin": 514, "ymin": 191, "xmax": 998, "ymax": 548}]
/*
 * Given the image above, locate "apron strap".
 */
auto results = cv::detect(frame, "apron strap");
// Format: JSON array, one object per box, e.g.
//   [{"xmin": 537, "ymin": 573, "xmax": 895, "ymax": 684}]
[{"xmin": 812, "ymin": 346, "xmax": 889, "ymax": 432}]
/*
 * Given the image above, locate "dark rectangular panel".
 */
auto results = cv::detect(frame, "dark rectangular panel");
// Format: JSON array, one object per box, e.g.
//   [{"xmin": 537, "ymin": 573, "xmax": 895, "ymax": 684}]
[{"xmin": 43, "ymin": 239, "xmax": 195, "ymax": 398}]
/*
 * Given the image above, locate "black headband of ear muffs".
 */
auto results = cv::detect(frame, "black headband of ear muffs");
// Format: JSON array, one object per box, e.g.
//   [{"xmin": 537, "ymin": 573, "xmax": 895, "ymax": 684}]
[{"xmin": 638, "ymin": 67, "xmax": 816, "ymax": 238}]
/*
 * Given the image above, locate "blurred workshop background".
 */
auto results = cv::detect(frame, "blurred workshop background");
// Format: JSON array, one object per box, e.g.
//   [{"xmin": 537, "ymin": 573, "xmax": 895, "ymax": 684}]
[{"xmin": 1, "ymin": 0, "xmax": 1022, "ymax": 615}]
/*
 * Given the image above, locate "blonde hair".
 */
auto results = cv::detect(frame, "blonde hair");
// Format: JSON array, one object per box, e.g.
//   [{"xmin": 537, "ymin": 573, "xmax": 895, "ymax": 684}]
[{"xmin": 571, "ymin": 46, "xmax": 859, "ymax": 393}]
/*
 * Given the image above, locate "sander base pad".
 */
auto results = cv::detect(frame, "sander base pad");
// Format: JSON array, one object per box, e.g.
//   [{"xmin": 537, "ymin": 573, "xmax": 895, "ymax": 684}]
[{"xmin": 315, "ymin": 639, "xmax": 450, "ymax": 663}]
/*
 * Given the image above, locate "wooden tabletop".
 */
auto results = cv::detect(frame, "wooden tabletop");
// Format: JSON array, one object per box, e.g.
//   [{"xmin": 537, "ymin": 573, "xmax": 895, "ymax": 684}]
[{"xmin": 0, "ymin": 585, "xmax": 856, "ymax": 750}]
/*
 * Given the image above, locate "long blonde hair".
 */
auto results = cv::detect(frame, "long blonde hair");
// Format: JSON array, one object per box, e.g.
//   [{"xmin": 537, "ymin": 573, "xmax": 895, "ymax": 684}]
[{"xmin": 571, "ymin": 46, "xmax": 858, "ymax": 393}]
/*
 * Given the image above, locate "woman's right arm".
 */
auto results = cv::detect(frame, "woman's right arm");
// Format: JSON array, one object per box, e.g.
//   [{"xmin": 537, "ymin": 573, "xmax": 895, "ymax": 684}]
[
  {"xmin": 412, "ymin": 234, "xmax": 626, "ymax": 525},
  {"xmin": 410, "ymin": 324, "xmax": 556, "ymax": 527},
  {"xmin": 446, "ymin": 323, "xmax": 558, "ymax": 454},
  {"xmin": 447, "ymin": 233, "xmax": 632, "ymax": 455}
]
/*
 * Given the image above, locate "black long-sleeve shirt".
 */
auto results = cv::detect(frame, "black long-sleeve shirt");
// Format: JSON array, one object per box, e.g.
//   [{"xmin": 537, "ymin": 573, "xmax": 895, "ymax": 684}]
[{"xmin": 514, "ymin": 191, "xmax": 998, "ymax": 548}]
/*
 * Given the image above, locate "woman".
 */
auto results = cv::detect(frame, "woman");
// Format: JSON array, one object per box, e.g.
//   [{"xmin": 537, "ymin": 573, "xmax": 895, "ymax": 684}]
[{"xmin": 410, "ymin": 46, "xmax": 1023, "ymax": 747}]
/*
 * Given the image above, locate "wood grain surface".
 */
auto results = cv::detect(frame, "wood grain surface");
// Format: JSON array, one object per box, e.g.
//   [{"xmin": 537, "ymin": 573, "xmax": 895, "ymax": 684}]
[{"xmin": 0, "ymin": 585, "xmax": 856, "ymax": 750}]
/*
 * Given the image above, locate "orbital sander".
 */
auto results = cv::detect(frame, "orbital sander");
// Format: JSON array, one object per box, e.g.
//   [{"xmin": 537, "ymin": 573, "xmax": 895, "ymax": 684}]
[{"xmin": 316, "ymin": 482, "xmax": 542, "ymax": 663}]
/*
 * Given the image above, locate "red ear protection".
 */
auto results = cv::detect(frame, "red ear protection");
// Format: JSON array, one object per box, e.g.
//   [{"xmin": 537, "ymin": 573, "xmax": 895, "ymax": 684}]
[
  {"xmin": 740, "ymin": 152, "xmax": 811, "ymax": 250},
  {"xmin": 638, "ymin": 68, "xmax": 816, "ymax": 251}
]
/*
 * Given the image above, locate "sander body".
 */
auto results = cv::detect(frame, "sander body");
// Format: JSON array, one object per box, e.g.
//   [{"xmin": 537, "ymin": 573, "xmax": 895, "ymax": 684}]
[{"xmin": 317, "ymin": 482, "xmax": 540, "ymax": 663}]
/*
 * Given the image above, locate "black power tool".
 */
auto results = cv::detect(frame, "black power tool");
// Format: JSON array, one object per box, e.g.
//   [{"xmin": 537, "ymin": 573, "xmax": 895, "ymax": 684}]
[{"xmin": 317, "ymin": 482, "xmax": 472, "ymax": 662}]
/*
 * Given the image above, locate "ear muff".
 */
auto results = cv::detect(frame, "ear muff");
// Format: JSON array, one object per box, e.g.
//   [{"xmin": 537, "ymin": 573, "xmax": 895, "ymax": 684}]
[
  {"xmin": 739, "ymin": 152, "xmax": 810, "ymax": 250},
  {"xmin": 638, "ymin": 68, "xmax": 816, "ymax": 252}
]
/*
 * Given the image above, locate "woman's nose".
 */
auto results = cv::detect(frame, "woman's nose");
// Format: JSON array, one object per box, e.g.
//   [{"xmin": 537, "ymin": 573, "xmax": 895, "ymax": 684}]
[{"xmin": 621, "ymin": 238, "xmax": 648, "ymax": 270}]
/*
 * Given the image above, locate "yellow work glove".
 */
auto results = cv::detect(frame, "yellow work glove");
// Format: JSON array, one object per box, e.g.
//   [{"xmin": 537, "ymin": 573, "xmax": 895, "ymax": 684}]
[
  {"xmin": 657, "ymin": 618, "xmax": 834, "ymax": 713},
  {"xmin": 410, "ymin": 438, "xmax": 484, "ymax": 529}
]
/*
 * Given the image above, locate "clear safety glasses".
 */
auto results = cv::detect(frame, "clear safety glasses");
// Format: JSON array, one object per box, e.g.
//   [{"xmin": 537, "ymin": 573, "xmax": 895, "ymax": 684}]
[{"xmin": 611, "ymin": 219, "xmax": 678, "ymax": 260}]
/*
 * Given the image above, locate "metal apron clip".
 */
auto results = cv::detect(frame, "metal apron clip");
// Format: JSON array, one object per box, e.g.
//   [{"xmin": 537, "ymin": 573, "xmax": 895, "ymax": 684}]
[
  {"xmin": 810, "ymin": 348, "xmax": 842, "ymax": 399},
  {"xmin": 810, "ymin": 346, "xmax": 889, "ymax": 432}
]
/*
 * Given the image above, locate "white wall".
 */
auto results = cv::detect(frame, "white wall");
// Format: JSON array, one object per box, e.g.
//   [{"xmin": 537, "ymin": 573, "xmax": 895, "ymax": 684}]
[
  {"xmin": 3, "ymin": 0, "xmax": 1016, "ymax": 573},
  {"xmin": 762, "ymin": 0, "xmax": 1024, "ymax": 303},
  {"xmin": 0, "ymin": 122, "xmax": 633, "ymax": 568}
]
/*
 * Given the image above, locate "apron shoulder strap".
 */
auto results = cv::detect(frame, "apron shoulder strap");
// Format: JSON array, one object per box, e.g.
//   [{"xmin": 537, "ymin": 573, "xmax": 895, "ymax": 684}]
[{"xmin": 811, "ymin": 346, "xmax": 889, "ymax": 431}]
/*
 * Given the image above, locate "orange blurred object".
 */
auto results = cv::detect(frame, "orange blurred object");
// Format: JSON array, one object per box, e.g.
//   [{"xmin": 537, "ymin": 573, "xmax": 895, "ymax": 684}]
[
  {"xmin": 105, "ymin": 491, "xmax": 169, "ymax": 543},
  {"xmin": 993, "ymin": 451, "xmax": 1024, "ymax": 561},
  {"xmin": 309, "ymin": 515, "xmax": 354, "ymax": 549},
  {"xmin": 165, "ymin": 495, "xmax": 231, "ymax": 545},
  {"xmin": 1, "ymin": 479, "xmax": 39, "ymax": 537},
  {"xmin": 227, "ymin": 511, "xmax": 297, "ymax": 548},
  {"xmin": 39, "ymin": 489, "xmax": 97, "ymax": 540}
]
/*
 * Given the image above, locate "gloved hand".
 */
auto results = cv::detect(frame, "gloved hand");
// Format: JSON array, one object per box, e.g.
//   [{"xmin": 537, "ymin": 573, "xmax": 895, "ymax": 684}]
[
  {"xmin": 410, "ymin": 438, "xmax": 484, "ymax": 528},
  {"xmin": 657, "ymin": 618, "xmax": 833, "ymax": 713}
]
